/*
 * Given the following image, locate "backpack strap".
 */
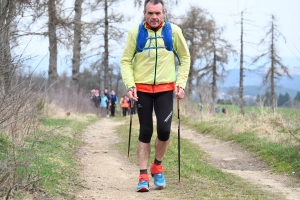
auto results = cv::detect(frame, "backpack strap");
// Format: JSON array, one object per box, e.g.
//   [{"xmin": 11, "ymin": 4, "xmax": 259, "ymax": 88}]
[
  {"xmin": 136, "ymin": 23, "xmax": 148, "ymax": 53},
  {"xmin": 162, "ymin": 22, "xmax": 181, "ymax": 65},
  {"xmin": 136, "ymin": 22, "xmax": 181, "ymax": 65}
]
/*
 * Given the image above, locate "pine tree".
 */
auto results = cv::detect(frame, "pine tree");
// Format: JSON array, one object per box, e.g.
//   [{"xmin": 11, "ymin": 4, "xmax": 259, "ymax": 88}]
[
  {"xmin": 252, "ymin": 15, "xmax": 291, "ymax": 112},
  {"xmin": 294, "ymin": 91, "xmax": 300, "ymax": 102},
  {"xmin": 277, "ymin": 93, "xmax": 284, "ymax": 106},
  {"xmin": 283, "ymin": 92, "xmax": 291, "ymax": 106}
]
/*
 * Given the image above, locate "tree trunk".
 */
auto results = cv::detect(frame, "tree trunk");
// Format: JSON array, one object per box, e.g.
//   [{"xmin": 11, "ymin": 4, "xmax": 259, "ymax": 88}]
[
  {"xmin": 103, "ymin": 0, "xmax": 109, "ymax": 90},
  {"xmin": 0, "ymin": 0, "xmax": 15, "ymax": 94},
  {"xmin": 270, "ymin": 18, "xmax": 276, "ymax": 113},
  {"xmin": 239, "ymin": 11, "xmax": 245, "ymax": 115},
  {"xmin": 71, "ymin": 0, "xmax": 83, "ymax": 92},
  {"xmin": 115, "ymin": 70, "xmax": 121, "ymax": 96},
  {"xmin": 186, "ymin": 25, "xmax": 195, "ymax": 96},
  {"xmin": 211, "ymin": 44, "xmax": 217, "ymax": 111},
  {"xmin": 48, "ymin": 0, "xmax": 58, "ymax": 87}
]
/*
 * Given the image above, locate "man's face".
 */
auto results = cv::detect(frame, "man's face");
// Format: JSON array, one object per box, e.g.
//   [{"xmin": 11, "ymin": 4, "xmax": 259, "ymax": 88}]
[{"xmin": 144, "ymin": 2, "xmax": 165, "ymax": 28}]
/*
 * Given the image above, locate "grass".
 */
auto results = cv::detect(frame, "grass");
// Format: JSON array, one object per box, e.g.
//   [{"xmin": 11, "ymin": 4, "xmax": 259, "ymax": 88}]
[
  {"xmin": 114, "ymin": 115, "xmax": 283, "ymax": 200},
  {"xmin": 182, "ymin": 102, "xmax": 300, "ymax": 176},
  {"xmin": 31, "ymin": 114, "xmax": 99, "ymax": 198},
  {"xmin": 0, "ymin": 113, "xmax": 100, "ymax": 199}
]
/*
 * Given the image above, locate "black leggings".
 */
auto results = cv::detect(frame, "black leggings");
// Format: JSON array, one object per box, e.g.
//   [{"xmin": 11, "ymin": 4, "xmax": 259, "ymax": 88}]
[{"xmin": 137, "ymin": 91, "xmax": 173, "ymax": 143}]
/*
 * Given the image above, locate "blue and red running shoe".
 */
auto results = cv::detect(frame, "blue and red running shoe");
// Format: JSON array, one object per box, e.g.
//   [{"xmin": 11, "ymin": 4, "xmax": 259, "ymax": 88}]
[
  {"xmin": 136, "ymin": 174, "xmax": 149, "ymax": 192},
  {"xmin": 150, "ymin": 163, "xmax": 166, "ymax": 189}
]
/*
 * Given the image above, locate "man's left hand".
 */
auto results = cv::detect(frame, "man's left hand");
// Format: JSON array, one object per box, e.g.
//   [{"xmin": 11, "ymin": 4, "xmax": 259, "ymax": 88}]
[{"xmin": 175, "ymin": 86, "xmax": 185, "ymax": 99}]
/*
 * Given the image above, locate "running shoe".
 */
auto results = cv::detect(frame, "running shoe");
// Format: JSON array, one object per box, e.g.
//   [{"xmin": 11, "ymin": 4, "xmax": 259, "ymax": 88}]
[
  {"xmin": 150, "ymin": 163, "xmax": 166, "ymax": 189},
  {"xmin": 136, "ymin": 174, "xmax": 149, "ymax": 192}
]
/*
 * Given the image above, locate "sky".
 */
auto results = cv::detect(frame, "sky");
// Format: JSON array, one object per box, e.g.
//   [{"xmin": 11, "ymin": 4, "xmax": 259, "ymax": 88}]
[
  {"xmin": 25, "ymin": 0, "xmax": 300, "ymax": 75},
  {"xmin": 118, "ymin": 0, "xmax": 300, "ymax": 58}
]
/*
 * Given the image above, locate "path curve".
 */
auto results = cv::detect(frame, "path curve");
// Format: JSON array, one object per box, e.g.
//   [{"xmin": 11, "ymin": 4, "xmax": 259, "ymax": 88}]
[{"xmin": 171, "ymin": 124, "xmax": 300, "ymax": 200}]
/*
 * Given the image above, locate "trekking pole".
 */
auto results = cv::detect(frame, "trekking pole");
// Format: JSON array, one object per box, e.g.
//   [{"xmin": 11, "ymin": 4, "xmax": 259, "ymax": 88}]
[
  {"xmin": 127, "ymin": 99, "xmax": 134, "ymax": 157},
  {"xmin": 177, "ymin": 98, "xmax": 181, "ymax": 183}
]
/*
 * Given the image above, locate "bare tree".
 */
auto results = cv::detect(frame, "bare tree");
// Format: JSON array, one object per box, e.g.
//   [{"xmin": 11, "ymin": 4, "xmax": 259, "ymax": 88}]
[
  {"xmin": 177, "ymin": 6, "xmax": 215, "ymax": 97},
  {"xmin": 71, "ymin": 0, "xmax": 83, "ymax": 91},
  {"xmin": 47, "ymin": 0, "xmax": 58, "ymax": 87},
  {"xmin": 239, "ymin": 11, "xmax": 245, "ymax": 115},
  {"xmin": 199, "ymin": 31, "xmax": 235, "ymax": 110},
  {"xmin": 253, "ymin": 15, "xmax": 291, "ymax": 113},
  {"xmin": 83, "ymin": 0, "xmax": 128, "ymax": 91},
  {"xmin": 0, "ymin": 0, "xmax": 16, "ymax": 94},
  {"xmin": 133, "ymin": 0, "xmax": 178, "ymax": 9}
]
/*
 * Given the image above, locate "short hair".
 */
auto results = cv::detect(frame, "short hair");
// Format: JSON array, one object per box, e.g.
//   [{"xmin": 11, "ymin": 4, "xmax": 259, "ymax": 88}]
[{"xmin": 144, "ymin": 0, "xmax": 165, "ymax": 11}]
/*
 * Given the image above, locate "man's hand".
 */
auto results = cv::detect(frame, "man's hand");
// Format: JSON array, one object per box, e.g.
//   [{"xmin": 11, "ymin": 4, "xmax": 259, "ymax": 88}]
[
  {"xmin": 127, "ymin": 87, "xmax": 138, "ymax": 101},
  {"xmin": 175, "ymin": 86, "xmax": 185, "ymax": 99}
]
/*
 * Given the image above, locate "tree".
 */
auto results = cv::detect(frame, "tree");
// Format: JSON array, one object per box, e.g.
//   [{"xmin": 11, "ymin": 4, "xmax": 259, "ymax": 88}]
[
  {"xmin": 177, "ymin": 6, "xmax": 215, "ymax": 97},
  {"xmin": 252, "ymin": 15, "xmax": 291, "ymax": 113},
  {"xmin": 0, "ymin": 0, "xmax": 16, "ymax": 93},
  {"xmin": 47, "ymin": 0, "xmax": 58, "ymax": 86},
  {"xmin": 84, "ymin": 0, "xmax": 128, "ymax": 91},
  {"xmin": 264, "ymin": 91, "xmax": 272, "ymax": 107},
  {"xmin": 294, "ymin": 91, "xmax": 300, "ymax": 108},
  {"xmin": 71, "ymin": 0, "xmax": 83, "ymax": 91},
  {"xmin": 283, "ymin": 92, "xmax": 291, "ymax": 106},
  {"xmin": 277, "ymin": 93, "xmax": 284, "ymax": 106},
  {"xmin": 238, "ymin": 11, "xmax": 245, "ymax": 114},
  {"xmin": 294, "ymin": 91, "xmax": 300, "ymax": 102},
  {"xmin": 199, "ymin": 32, "xmax": 235, "ymax": 110},
  {"xmin": 133, "ymin": 0, "xmax": 178, "ymax": 9},
  {"xmin": 177, "ymin": 5, "xmax": 235, "ymax": 109}
]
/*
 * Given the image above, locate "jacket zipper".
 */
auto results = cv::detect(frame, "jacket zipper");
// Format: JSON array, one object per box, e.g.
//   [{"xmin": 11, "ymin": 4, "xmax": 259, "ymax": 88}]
[{"xmin": 153, "ymin": 31, "xmax": 158, "ymax": 90}]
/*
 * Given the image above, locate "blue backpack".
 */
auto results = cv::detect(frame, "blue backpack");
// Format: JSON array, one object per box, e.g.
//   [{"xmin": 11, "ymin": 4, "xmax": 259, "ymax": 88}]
[{"xmin": 136, "ymin": 22, "xmax": 181, "ymax": 65}]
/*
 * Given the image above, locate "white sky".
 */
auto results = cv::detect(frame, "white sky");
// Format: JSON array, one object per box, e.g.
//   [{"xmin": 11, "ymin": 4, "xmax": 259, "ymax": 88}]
[
  {"xmin": 24, "ymin": 0, "xmax": 300, "ymax": 74},
  {"xmin": 118, "ymin": 0, "xmax": 300, "ymax": 58}
]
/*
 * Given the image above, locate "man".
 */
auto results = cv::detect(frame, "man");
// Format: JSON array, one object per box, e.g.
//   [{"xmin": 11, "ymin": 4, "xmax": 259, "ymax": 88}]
[
  {"xmin": 121, "ymin": 0, "xmax": 190, "ymax": 192},
  {"xmin": 109, "ymin": 89, "xmax": 118, "ymax": 117}
]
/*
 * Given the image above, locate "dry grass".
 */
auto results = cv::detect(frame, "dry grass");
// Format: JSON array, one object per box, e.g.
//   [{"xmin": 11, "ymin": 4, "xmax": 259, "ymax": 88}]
[
  {"xmin": 0, "ymin": 82, "xmax": 99, "ymax": 199},
  {"xmin": 179, "ymin": 100, "xmax": 300, "ymax": 147}
]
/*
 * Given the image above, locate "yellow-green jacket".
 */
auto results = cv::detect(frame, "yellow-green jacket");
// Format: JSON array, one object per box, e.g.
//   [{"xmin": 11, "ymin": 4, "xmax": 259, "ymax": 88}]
[{"xmin": 121, "ymin": 22, "xmax": 190, "ymax": 90}]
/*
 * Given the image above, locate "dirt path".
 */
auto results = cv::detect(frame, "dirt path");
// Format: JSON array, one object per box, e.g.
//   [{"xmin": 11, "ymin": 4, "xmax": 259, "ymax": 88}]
[
  {"xmin": 76, "ymin": 118, "xmax": 300, "ymax": 200},
  {"xmin": 76, "ymin": 119, "xmax": 172, "ymax": 200}
]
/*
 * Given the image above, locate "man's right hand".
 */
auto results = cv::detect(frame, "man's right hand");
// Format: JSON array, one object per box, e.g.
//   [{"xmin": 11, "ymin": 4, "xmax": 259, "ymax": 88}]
[{"xmin": 127, "ymin": 88, "xmax": 138, "ymax": 101}]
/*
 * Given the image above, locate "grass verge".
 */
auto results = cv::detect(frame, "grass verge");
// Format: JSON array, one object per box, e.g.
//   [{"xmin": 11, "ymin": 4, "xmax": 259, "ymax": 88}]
[
  {"xmin": 34, "ymin": 114, "xmax": 99, "ymax": 198},
  {"xmin": 0, "ymin": 114, "xmax": 99, "ymax": 199}
]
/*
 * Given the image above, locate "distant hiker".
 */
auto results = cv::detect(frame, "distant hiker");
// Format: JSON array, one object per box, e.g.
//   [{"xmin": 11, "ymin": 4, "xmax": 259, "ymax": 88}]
[
  {"xmin": 222, "ymin": 107, "xmax": 228, "ymax": 115},
  {"xmin": 121, "ymin": 95, "xmax": 130, "ymax": 117},
  {"xmin": 110, "ymin": 89, "xmax": 118, "ymax": 117},
  {"xmin": 198, "ymin": 104, "xmax": 203, "ymax": 111},
  {"xmin": 120, "ymin": 0, "xmax": 190, "ymax": 192},
  {"xmin": 91, "ymin": 89, "xmax": 101, "ymax": 109},
  {"xmin": 222, "ymin": 107, "xmax": 226, "ymax": 114},
  {"xmin": 100, "ymin": 91, "xmax": 108, "ymax": 117},
  {"xmin": 104, "ymin": 88, "xmax": 111, "ymax": 117}
]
